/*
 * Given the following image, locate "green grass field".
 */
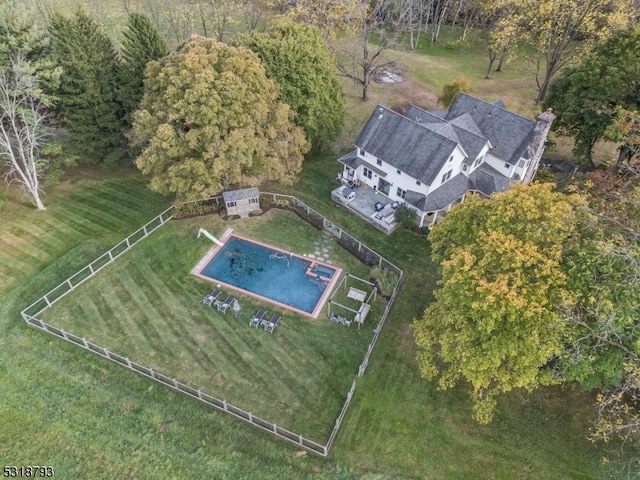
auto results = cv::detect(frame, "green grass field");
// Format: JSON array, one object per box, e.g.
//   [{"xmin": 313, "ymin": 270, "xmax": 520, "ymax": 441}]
[
  {"xmin": 35, "ymin": 210, "xmax": 386, "ymax": 441},
  {"xmin": 1, "ymin": 167, "xmax": 616, "ymax": 479},
  {"xmin": 1, "ymin": 6, "xmax": 629, "ymax": 478}
]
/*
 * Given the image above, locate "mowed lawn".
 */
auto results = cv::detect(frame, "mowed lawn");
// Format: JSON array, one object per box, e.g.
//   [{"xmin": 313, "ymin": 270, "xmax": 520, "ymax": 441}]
[{"xmin": 35, "ymin": 210, "xmax": 384, "ymax": 440}]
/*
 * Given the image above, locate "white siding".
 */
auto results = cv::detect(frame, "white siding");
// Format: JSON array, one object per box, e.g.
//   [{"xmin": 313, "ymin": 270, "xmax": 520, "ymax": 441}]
[
  {"xmin": 426, "ymin": 146, "xmax": 466, "ymax": 194},
  {"xmin": 485, "ymin": 153, "xmax": 516, "ymax": 179}
]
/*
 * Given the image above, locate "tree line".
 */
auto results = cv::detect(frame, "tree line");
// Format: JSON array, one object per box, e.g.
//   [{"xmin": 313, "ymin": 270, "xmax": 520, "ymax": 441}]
[{"xmin": 0, "ymin": 2, "xmax": 345, "ymax": 208}]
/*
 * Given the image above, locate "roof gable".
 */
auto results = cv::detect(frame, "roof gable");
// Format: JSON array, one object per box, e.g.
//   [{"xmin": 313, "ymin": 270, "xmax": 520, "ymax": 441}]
[
  {"xmin": 355, "ymin": 106, "xmax": 459, "ymax": 185},
  {"xmin": 445, "ymin": 93, "xmax": 536, "ymax": 164}
]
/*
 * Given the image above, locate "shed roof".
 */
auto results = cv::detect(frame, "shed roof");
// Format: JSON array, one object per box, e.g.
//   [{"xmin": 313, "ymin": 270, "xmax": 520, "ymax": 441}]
[{"xmin": 223, "ymin": 187, "xmax": 259, "ymax": 202}]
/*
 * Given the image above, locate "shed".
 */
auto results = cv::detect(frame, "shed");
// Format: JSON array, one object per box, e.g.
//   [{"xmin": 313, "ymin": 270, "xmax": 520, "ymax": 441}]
[{"xmin": 223, "ymin": 188, "xmax": 260, "ymax": 217}]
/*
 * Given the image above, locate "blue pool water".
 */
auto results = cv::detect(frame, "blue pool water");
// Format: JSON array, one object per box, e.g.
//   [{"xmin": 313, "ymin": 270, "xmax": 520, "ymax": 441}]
[{"xmin": 199, "ymin": 237, "xmax": 336, "ymax": 314}]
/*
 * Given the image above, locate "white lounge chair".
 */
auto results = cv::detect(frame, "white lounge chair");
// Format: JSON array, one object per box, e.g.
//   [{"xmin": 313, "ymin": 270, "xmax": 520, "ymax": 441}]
[
  {"xmin": 202, "ymin": 289, "xmax": 222, "ymax": 306},
  {"xmin": 249, "ymin": 309, "xmax": 266, "ymax": 328},
  {"xmin": 217, "ymin": 295, "xmax": 235, "ymax": 313},
  {"xmin": 264, "ymin": 314, "xmax": 281, "ymax": 333}
]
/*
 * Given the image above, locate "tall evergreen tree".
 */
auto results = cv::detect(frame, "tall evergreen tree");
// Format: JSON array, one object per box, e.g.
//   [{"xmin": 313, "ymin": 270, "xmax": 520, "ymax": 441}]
[
  {"xmin": 236, "ymin": 20, "xmax": 344, "ymax": 152},
  {"xmin": 48, "ymin": 8, "xmax": 125, "ymax": 164},
  {"xmin": 118, "ymin": 12, "xmax": 168, "ymax": 129},
  {"xmin": 0, "ymin": 1, "xmax": 48, "ymax": 66}
]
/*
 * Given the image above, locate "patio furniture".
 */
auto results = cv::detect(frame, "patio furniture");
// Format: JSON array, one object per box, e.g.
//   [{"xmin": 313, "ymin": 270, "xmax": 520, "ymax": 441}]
[
  {"xmin": 374, "ymin": 201, "xmax": 385, "ymax": 212},
  {"xmin": 347, "ymin": 287, "xmax": 367, "ymax": 302},
  {"xmin": 217, "ymin": 295, "xmax": 236, "ymax": 313},
  {"xmin": 375, "ymin": 204, "xmax": 394, "ymax": 220},
  {"xmin": 264, "ymin": 314, "xmax": 281, "ymax": 333},
  {"xmin": 330, "ymin": 313, "xmax": 351, "ymax": 327},
  {"xmin": 249, "ymin": 309, "xmax": 266, "ymax": 328},
  {"xmin": 202, "ymin": 288, "xmax": 222, "ymax": 306},
  {"xmin": 355, "ymin": 303, "xmax": 370, "ymax": 324}
]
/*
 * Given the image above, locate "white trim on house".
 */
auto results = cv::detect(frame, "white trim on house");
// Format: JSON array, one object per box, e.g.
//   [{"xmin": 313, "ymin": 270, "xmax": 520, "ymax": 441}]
[{"xmin": 336, "ymin": 94, "xmax": 555, "ymax": 230}]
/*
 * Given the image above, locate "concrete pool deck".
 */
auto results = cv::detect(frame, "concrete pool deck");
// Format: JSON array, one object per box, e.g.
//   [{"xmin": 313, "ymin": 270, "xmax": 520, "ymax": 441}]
[{"xmin": 192, "ymin": 230, "xmax": 342, "ymax": 319}]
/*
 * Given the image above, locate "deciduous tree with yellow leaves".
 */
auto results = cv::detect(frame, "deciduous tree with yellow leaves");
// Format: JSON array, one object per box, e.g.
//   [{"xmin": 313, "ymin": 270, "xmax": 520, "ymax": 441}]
[
  {"xmin": 413, "ymin": 183, "xmax": 593, "ymax": 422},
  {"xmin": 130, "ymin": 37, "xmax": 309, "ymax": 200}
]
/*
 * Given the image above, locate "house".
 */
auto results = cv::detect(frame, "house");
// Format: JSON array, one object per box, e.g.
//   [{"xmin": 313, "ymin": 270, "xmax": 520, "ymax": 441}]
[{"xmin": 333, "ymin": 93, "xmax": 555, "ymax": 230}]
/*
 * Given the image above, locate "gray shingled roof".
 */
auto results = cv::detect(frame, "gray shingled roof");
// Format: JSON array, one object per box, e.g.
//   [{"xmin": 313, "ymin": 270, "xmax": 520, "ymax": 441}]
[
  {"xmin": 405, "ymin": 105, "xmax": 446, "ymax": 124},
  {"xmin": 406, "ymin": 163, "xmax": 517, "ymax": 213},
  {"xmin": 411, "ymin": 173, "xmax": 471, "ymax": 211},
  {"xmin": 355, "ymin": 106, "xmax": 458, "ymax": 186},
  {"xmin": 445, "ymin": 93, "xmax": 536, "ymax": 165},
  {"xmin": 338, "ymin": 150, "xmax": 387, "ymax": 176},
  {"xmin": 468, "ymin": 164, "xmax": 515, "ymax": 196},
  {"xmin": 223, "ymin": 187, "xmax": 259, "ymax": 202}
]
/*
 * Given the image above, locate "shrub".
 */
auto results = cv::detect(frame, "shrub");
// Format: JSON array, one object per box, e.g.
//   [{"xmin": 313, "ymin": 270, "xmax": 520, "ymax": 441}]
[
  {"xmin": 394, "ymin": 204, "xmax": 418, "ymax": 229},
  {"xmin": 370, "ymin": 267, "xmax": 399, "ymax": 296}
]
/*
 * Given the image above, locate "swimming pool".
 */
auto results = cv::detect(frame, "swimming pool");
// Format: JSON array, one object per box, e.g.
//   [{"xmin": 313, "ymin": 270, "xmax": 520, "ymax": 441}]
[{"xmin": 195, "ymin": 235, "xmax": 341, "ymax": 318}]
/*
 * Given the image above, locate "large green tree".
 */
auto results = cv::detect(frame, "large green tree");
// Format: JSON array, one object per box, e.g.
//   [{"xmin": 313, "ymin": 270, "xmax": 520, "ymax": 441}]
[
  {"xmin": 560, "ymin": 175, "xmax": 640, "ymax": 465},
  {"xmin": 545, "ymin": 27, "xmax": 640, "ymax": 166},
  {"xmin": 130, "ymin": 37, "xmax": 309, "ymax": 200},
  {"xmin": 48, "ymin": 8, "xmax": 125, "ymax": 164},
  {"xmin": 413, "ymin": 183, "xmax": 593, "ymax": 422},
  {"xmin": 118, "ymin": 12, "xmax": 168, "ymax": 130},
  {"xmin": 236, "ymin": 20, "xmax": 344, "ymax": 152}
]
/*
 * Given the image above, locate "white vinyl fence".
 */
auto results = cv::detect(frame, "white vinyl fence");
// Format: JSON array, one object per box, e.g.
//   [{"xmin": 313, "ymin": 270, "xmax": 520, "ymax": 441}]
[{"xmin": 21, "ymin": 194, "xmax": 402, "ymax": 456}]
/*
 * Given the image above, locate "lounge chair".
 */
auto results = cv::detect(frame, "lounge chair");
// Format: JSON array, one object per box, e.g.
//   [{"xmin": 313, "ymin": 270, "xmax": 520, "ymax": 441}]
[
  {"xmin": 249, "ymin": 309, "xmax": 266, "ymax": 328},
  {"xmin": 264, "ymin": 314, "xmax": 281, "ymax": 333},
  {"xmin": 202, "ymin": 289, "xmax": 222, "ymax": 306},
  {"xmin": 217, "ymin": 295, "xmax": 235, "ymax": 313}
]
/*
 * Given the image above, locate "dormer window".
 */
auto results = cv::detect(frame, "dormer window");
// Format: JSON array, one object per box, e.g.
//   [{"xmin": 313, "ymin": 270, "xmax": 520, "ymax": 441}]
[{"xmin": 441, "ymin": 170, "xmax": 452, "ymax": 183}]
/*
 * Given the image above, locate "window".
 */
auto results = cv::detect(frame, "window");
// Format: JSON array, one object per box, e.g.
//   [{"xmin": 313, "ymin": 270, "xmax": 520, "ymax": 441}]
[
  {"xmin": 448, "ymin": 155, "xmax": 454, "ymax": 162},
  {"xmin": 462, "ymin": 164, "xmax": 468, "ymax": 172},
  {"xmin": 249, "ymin": 197, "xmax": 258, "ymax": 204},
  {"xmin": 377, "ymin": 159, "xmax": 382, "ymax": 166},
  {"xmin": 441, "ymin": 170, "xmax": 452, "ymax": 183},
  {"xmin": 416, "ymin": 180, "xmax": 421, "ymax": 186},
  {"xmin": 227, "ymin": 201, "xmax": 237, "ymax": 207},
  {"xmin": 397, "ymin": 169, "xmax": 401, "ymax": 175},
  {"xmin": 504, "ymin": 163, "xmax": 510, "ymax": 169},
  {"xmin": 396, "ymin": 187, "xmax": 406, "ymax": 199},
  {"xmin": 518, "ymin": 159, "xmax": 526, "ymax": 168},
  {"xmin": 363, "ymin": 167, "xmax": 372, "ymax": 179}
]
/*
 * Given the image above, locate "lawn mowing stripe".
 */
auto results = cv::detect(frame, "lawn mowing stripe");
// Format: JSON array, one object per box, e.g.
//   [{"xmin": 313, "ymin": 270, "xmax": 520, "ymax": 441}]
[
  {"xmin": 74, "ymin": 186, "xmax": 160, "ymax": 218},
  {"xmin": 114, "ymin": 265, "xmax": 238, "ymax": 379},
  {"xmin": 46, "ymin": 211, "xmax": 113, "ymax": 238},
  {"xmin": 51, "ymin": 202, "xmax": 131, "ymax": 233}
]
